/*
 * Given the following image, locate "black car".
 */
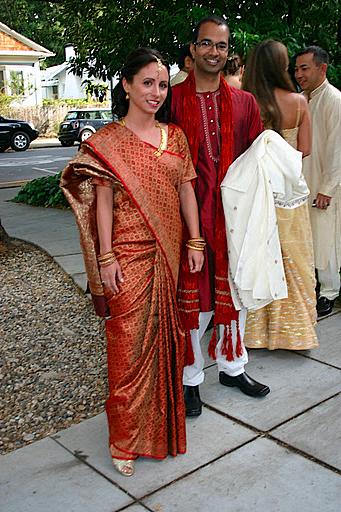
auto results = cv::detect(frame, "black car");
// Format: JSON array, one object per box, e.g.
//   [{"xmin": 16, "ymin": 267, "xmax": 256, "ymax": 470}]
[
  {"xmin": 0, "ymin": 115, "xmax": 39, "ymax": 152},
  {"xmin": 58, "ymin": 108, "xmax": 113, "ymax": 146}
]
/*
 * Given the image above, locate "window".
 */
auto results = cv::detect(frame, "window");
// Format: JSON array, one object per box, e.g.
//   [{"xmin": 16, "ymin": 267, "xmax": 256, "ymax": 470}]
[
  {"xmin": 64, "ymin": 111, "xmax": 78, "ymax": 121},
  {"xmin": 0, "ymin": 70, "xmax": 5, "ymax": 94},
  {"xmin": 10, "ymin": 71, "xmax": 25, "ymax": 96},
  {"xmin": 52, "ymin": 85, "xmax": 58, "ymax": 99},
  {"xmin": 101, "ymin": 110, "xmax": 112, "ymax": 119}
]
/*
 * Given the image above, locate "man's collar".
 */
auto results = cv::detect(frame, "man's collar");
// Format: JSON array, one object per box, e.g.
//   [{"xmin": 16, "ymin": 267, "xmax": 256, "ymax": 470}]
[{"xmin": 310, "ymin": 79, "xmax": 329, "ymax": 99}]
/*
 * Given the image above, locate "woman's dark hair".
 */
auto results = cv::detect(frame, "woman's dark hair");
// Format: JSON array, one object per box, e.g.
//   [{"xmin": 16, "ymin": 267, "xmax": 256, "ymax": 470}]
[
  {"xmin": 112, "ymin": 47, "xmax": 171, "ymax": 123},
  {"xmin": 223, "ymin": 54, "xmax": 242, "ymax": 76},
  {"xmin": 242, "ymin": 39, "xmax": 295, "ymax": 133}
]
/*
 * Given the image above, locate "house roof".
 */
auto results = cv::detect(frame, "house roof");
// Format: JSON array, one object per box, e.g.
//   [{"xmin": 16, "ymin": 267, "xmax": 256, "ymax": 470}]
[
  {"xmin": 0, "ymin": 21, "xmax": 54, "ymax": 58},
  {"xmin": 41, "ymin": 62, "xmax": 68, "ymax": 81}
]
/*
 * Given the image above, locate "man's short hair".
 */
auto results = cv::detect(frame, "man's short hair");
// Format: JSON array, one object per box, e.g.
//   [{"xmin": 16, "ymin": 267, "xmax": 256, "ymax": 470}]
[
  {"xmin": 296, "ymin": 45, "xmax": 329, "ymax": 66},
  {"xmin": 177, "ymin": 44, "xmax": 193, "ymax": 69},
  {"xmin": 192, "ymin": 15, "xmax": 229, "ymax": 43}
]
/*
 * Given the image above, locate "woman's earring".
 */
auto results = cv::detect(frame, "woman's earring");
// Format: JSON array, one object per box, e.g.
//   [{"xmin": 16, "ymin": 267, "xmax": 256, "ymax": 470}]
[{"xmin": 126, "ymin": 92, "xmax": 129, "ymax": 100}]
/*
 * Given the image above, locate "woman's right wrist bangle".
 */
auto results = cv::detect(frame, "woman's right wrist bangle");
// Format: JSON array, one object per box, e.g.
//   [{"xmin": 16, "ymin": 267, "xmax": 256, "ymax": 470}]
[{"xmin": 98, "ymin": 250, "xmax": 117, "ymax": 266}]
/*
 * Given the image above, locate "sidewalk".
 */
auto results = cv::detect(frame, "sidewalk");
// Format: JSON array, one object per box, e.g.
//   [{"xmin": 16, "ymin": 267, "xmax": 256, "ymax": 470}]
[
  {"xmin": 1, "ymin": 187, "xmax": 341, "ymax": 512},
  {"xmin": 30, "ymin": 137, "xmax": 62, "ymax": 149}
]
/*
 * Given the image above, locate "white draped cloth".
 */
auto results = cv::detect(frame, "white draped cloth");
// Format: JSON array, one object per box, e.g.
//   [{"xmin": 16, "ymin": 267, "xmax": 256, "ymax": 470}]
[{"xmin": 221, "ymin": 129, "xmax": 309, "ymax": 311}]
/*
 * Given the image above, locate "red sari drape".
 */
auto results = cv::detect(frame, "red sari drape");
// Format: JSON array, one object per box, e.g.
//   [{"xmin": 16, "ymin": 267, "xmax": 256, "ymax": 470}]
[{"xmin": 61, "ymin": 122, "xmax": 196, "ymax": 459}]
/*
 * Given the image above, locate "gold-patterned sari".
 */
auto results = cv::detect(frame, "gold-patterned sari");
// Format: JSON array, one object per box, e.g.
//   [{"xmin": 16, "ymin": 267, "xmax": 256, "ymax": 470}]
[
  {"xmin": 244, "ymin": 127, "xmax": 318, "ymax": 350},
  {"xmin": 61, "ymin": 122, "xmax": 196, "ymax": 459}
]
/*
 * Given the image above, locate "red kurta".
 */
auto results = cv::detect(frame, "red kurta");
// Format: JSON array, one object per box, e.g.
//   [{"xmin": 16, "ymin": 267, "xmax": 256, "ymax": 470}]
[{"xmin": 172, "ymin": 85, "xmax": 263, "ymax": 311}]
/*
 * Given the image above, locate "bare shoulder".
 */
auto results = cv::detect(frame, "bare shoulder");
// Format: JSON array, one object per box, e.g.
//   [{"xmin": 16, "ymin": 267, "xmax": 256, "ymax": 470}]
[{"xmin": 296, "ymin": 92, "xmax": 308, "ymax": 106}]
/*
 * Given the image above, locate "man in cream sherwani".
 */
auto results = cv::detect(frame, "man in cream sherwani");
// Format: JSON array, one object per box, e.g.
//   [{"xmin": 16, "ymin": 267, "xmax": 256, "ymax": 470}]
[{"xmin": 295, "ymin": 46, "xmax": 341, "ymax": 317}]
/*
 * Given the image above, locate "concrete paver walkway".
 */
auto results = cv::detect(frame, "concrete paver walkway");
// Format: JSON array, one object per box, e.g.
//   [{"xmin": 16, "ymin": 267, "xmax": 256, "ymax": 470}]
[{"xmin": 1, "ymin": 187, "xmax": 340, "ymax": 512}]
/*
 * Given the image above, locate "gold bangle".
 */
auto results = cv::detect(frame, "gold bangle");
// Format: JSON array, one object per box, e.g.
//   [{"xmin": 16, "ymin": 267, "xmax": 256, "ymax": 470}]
[
  {"xmin": 186, "ymin": 243, "xmax": 205, "ymax": 251},
  {"xmin": 98, "ymin": 250, "xmax": 115, "ymax": 262},
  {"xmin": 187, "ymin": 237, "xmax": 205, "ymax": 245},
  {"xmin": 99, "ymin": 256, "xmax": 117, "ymax": 267},
  {"xmin": 98, "ymin": 250, "xmax": 113, "ymax": 258}
]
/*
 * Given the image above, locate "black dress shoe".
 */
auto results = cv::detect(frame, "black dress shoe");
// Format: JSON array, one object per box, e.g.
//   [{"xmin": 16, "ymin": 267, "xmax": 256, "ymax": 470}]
[
  {"xmin": 317, "ymin": 296, "xmax": 335, "ymax": 317},
  {"xmin": 183, "ymin": 385, "xmax": 202, "ymax": 417},
  {"xmin": 219, "ymin": 372, "xmax": 270, "ymax": 398}
]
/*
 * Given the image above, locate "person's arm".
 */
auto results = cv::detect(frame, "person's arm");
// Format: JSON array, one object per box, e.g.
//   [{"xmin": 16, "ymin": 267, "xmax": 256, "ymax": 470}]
[
  {"xmin": 297, "ymin": 94, "xmax": 311, "ymax": 158},
  {"xmin": 316, "ymin": 92, "xmax": 341, "ymax": 208},
  {"xmin": 96, "ymin": 185, "xmax": 123, "ymax": 293},
  {"xmin": 247, "ymin": 93, "xmax": 264, "ymax": 146},
  {"xmin": 179, "ymin": 181, "xmax": 204, "ymax": 273}
]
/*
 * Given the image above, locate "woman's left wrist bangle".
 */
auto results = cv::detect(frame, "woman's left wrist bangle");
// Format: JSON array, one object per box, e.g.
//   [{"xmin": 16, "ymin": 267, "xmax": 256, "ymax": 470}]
[{"xmin": 186, "ymin": 237, "xmax": 206, "ymax": 251}]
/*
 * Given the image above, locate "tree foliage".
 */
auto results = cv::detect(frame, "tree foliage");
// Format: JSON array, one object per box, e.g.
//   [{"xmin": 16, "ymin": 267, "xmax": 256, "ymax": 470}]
[
  {"xmin": 2, "ymin": 0, "xmax": 65, "ymax": 66},
  {"xmin": 2, "ymin": 0, "xmax": 340, "ymax": 86},
  {"xmin": 58, "ymin": 0, "xmax": 341, "ymax": 87}
]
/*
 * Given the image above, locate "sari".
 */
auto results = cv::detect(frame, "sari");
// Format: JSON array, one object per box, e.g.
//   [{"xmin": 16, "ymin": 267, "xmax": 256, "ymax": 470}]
[{"xmin": 61, "ymin": 121, "xmax": 196, "ymax": 459}]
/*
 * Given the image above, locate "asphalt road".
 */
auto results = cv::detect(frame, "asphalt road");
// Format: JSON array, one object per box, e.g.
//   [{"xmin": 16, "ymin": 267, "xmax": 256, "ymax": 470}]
[{"xmin": 0, "ymin": 146, "xmax": 78, "ymax": 186}]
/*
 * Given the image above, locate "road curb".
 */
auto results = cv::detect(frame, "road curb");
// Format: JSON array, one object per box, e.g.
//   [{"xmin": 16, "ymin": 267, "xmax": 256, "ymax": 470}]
[{"xmin": 0, "ymin": 180, "xmax": 28, "ymax": 189}]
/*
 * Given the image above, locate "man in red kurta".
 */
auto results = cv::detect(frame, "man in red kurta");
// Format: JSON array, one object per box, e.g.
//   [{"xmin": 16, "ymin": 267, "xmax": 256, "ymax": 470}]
[{"xmin": 172, "ymin": 15, "xmax": 270, "ymax": 416}]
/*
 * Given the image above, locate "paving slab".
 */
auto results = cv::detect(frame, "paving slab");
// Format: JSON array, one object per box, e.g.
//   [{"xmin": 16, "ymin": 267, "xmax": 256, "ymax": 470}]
[
  {"xmin": 72, "ymin": 272, "xmax": 88, "ymax": 292},
  {"xmin": 0, "ymin": 437, "xmax": 133, "ymax": 512},
  {"xmin": 201, "ymin": 350, "xmax": 341, "ymax": 431},
  {"xmin": 54, "ymin": 254, "xmax": 85, "ymax": 275},
  {"xmin": 30, "ymin": 237, "xmax": 82, "ymax": 257},
  {"xmin": 143, "ymin": 437, "xmax": 341, "ymax": 512},
  {"xmin": 300, "ymin": 313, "xmax": 341, "ymax": 369},
  {"xmin": 272, "ymin": 393, "xmax": 341, "ymax": 470},
  {"xmin": 124, "ymin": 505, "xmax": 151, "ymax": 511},
  {"xmin": 55, "ymin": 409, "xmax": 256, "ymax": 499}
]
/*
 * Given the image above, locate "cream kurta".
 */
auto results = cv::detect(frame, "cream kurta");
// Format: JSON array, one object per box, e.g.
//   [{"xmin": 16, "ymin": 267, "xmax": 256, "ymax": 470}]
[
  {"xmin": 170, "ymin": 70, "xmax": 189, "ymax": 86},
  {"xmin": 302, "ymin": 79, "xmax": 341, "ymax": 270}
]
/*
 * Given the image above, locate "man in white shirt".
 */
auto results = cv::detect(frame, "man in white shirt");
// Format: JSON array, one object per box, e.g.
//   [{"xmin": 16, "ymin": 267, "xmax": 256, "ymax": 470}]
[
  {"xmin": 170, "ymin": 44, "xmax": 194, "ymax": 86},
  {"xmin": 295, "ymin": 46, "xmax": 341, "ymax": 317}
]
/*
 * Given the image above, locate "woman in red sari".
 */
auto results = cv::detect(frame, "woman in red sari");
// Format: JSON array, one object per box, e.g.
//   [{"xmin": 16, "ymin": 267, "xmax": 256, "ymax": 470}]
[{"xmin": 61, "ymin": 48, "xmax": 203, "ymax": 477}]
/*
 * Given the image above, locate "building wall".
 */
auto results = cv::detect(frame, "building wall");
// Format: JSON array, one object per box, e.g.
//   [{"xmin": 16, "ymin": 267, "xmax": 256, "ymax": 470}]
[{"xmin": 0, "ymin": 58, "xmax": 43, "ymax": 106}]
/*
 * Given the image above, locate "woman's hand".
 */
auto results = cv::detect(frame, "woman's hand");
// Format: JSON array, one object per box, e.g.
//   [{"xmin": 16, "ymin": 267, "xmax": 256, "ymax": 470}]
[
  {"xmin": 188, "ymin": 249, "xmax": 204, "ymax": 273},
  {"xmin": 100, "ymin": 261, "xmax": 124, "ymax": 294}
]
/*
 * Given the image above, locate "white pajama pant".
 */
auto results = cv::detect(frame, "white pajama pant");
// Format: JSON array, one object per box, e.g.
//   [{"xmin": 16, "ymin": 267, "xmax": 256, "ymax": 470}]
[
  {"xmin": 318, "ymin": 247, "xmax": 341, "ymax": 300},
  {"xmin": 183, "ymin": 309, "xmax": 248, "ymax": 387}
]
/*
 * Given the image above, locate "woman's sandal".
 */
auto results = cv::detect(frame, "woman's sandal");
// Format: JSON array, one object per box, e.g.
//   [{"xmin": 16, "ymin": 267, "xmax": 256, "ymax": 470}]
[{"xmin": 112, "ymin": 457, "xmax": 135, "ymax": 477}]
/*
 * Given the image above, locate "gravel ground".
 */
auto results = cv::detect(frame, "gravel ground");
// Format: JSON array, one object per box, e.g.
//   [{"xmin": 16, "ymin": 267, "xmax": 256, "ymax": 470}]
[{"xmin": 0, "ymin": 240, "xmax": 107, "ymax": 455}]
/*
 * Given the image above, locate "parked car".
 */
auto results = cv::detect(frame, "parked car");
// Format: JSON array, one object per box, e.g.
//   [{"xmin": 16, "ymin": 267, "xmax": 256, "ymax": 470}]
[
  {"xmin": 58, "ymin": 108, "xmax": 113, "ymax": 146},
  {"xmin": 0, "ymin": 115, "xmax": 39, "ymax": 152}
]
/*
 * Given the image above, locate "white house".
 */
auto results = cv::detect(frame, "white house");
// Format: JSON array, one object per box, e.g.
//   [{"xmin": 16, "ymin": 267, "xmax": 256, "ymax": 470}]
[
  {"xmin": 41, "ymin": 44, "xmax": 111, "ymax": 101},
  {"xmin": 0, "ymin": 22, "xmax": 54, "ymax": 106}
]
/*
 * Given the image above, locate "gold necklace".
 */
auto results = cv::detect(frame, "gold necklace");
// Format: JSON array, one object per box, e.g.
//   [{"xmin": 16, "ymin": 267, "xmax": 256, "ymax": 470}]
[
  {"xmin": 119, "ymin": 118, "xmax": 167, "ymax": 157},
  {"xmin": 154, "ymin": 121, "xmax": 167, "ymax": 157}
]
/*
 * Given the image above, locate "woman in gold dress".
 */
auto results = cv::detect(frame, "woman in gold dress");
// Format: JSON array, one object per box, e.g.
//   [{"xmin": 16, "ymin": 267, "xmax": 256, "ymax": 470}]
[
  {"xmin": 61, "ymin": 48, "xmax": 204, "ymax": 476},
  {"xmin": 242, "ymin": 39, "xmax": 318, "ymax": 351}
]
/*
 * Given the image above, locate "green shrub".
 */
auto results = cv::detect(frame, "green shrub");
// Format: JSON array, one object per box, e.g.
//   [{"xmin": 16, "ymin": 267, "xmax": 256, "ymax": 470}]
[
  {"xmin": 12, "ymin": 172, "xmax": 69, "ymax": 209},
  {"xmin": 0, "ymin": 93, "xmax": 15, "ymax": 115}
]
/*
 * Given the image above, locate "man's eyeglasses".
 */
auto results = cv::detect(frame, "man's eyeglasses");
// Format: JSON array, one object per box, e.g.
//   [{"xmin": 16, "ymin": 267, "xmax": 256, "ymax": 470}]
[{"xmin": 195, "ymin": 40, "xmax": 228, "ymax": 52}]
